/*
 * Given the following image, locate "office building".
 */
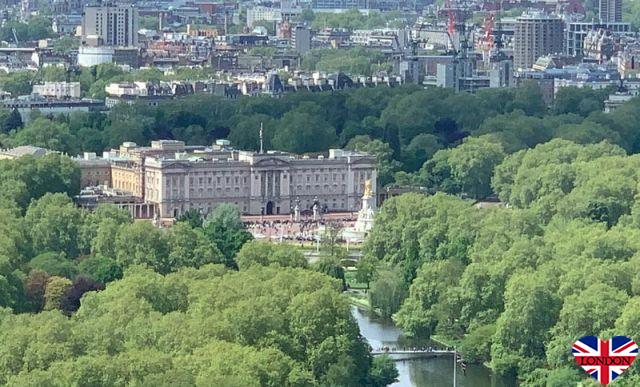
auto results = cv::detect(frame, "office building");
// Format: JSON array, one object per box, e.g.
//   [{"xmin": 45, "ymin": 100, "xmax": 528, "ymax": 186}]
[
  {"xmin": 32, "ymin": 82, "xmax": 81, "ymax": 99},
  {"xmin": 292, "ymin": 25, "xmax": 311, "ymax": 54},
  {"xmin": 514, "ymin": 12, "xmax": 564, "ymax": 70},
  {"xmin": 566, "ymin": 22, "xmax": 631, "ymax": 57},
  {"xmin": 81, "ymin": 4, "xmax": 139, "ymax": 47},
  {"xmin": 599, "ymin": 0, "xmax": 622, "ymax": 23},
  {"xmin": 312, "ymin": 0, "xmax": 369, "ymax": 9}
]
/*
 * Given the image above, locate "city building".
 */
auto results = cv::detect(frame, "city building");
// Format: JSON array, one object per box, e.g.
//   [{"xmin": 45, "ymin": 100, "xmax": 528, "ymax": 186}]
[
  {"xmin": 351, "ymin": 28, "xmax": 400, "ymax": 48},
  {"xmin": 312, "ymin": 0, "xmax": 369, "ymax": 10},
  {"xmin": 513, "ymin": 12, "xmax": 564, "ymax": 70},
  {"xmin": 565, "ymin": 22, "xmax": 631, "ymax": 57},
  {"xmin": 599, "ymin": 0, "xmax": 622, "ymax": 23},
  {"xmin": 77, "ymin": 46, "xmax": 114, "ymax": 67},
  {"xmin": 618, "ymin": 43, "xmax": 640, "ymax": 78},
  {"xmin": 81, "ymin": 4, "xmax": 139, "ymax": 47},
  {"xmin": 292, "ymin": 25, "xmax": 311, "ymax": 54},
  {"xmin": 32, "ymin": 82, "xmax": 81, "ymax": 99},
  {"xmin": 76, "ymin": 152, "xmax": 112, "ymax": 187},
  {"xmin": 76, "ymin": 140, "xmax": 377, "ymax": 219},
  {"xmin": 0, "ymin": 145, "xmax": 48, "ymax": 160},
  {"xmin": 246, "ymin": 6, "xmax": 282, "ymax": 27},
  {"xmin": 75, "ymin": 185, "xmax": 156, "ymax": 220},
  {"xmin": 0, "ymin": 96, "xmax": 105, "ymax": 123},
  {"xmin": 604, "ymin": 91, "xmax": 636, "ymax": 112}
]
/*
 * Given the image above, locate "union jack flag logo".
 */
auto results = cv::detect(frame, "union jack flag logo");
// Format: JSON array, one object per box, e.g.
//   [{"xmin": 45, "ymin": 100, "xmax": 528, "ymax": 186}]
[{"xmin": 573, "ymin": 336, "xmax": 638, "ymax": 385}]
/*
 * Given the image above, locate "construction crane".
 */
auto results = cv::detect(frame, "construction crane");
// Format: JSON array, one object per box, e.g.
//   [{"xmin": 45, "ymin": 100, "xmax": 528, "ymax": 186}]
[
  {"xmin": 444, "ymin": 0, "xmax": 472, "ymax": 60},
  {"xmin": 480, "ymin": 13, "xmax": 494, "ymax": 62},
  {"xmin": 410, "ymin": 22, "xmax": 429, "ymax": 57},
  {"xmin": 479, "ymin": 0, "xmax": 506, "ymax": 65}
]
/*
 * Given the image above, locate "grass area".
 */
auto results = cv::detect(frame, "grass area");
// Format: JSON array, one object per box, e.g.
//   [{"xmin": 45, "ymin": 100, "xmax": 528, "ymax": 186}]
[
  {"xmin": 344, "ymin": 269, "xmax": 368, "ymax": 290},
  {"xmin": 347, "ymin": 291, "xmax": 370, "ymax": 309},
  {"xmin": 431, "ymin": 335, "xmax": 461, "ymax": 348}
]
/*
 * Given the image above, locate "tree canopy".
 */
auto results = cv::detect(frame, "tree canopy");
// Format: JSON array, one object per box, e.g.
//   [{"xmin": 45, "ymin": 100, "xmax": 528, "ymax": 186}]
[{"xmin": 364, "ymin": 139, "xmax": 640, "ymax": 385}]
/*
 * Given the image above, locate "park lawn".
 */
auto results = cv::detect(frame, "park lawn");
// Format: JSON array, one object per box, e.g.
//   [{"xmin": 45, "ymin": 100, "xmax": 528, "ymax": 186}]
[
  {"xmin": 347, "ymin": 291, "xmax": 370, "ymax": 309},
  {"xmin": 344, "ymin": 270, "xmax": 368, "ymax": 290}
]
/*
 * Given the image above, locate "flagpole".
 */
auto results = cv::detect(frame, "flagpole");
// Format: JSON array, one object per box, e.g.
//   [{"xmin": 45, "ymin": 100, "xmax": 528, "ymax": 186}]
[{"xmin": 259, "ymin": 122, "xmax": 264, "ymax": 154}]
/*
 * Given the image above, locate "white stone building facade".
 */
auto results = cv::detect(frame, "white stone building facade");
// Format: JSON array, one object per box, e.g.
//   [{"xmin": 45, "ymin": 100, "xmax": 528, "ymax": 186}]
[
  {"xmin": 77, "ymin": 141, "xmax": 377, "ymax": 218},
  {"xmin": 144, "ymin": 149, "xmax": 376, "ymax": 218}
]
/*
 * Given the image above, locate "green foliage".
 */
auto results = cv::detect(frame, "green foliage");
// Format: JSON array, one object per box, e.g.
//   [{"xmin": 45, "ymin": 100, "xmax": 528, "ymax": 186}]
[
  {"xmin": 355, "ymin": 255, "xmax": 377, "ymax": 289},
  {"xmin": 78, "ymin": 256, "xmax": 122, "ymax": 284},
  {"xmin": 0, "ymin": 265, "xmax": 379, "ymax": 385},
  {"xmin": 368, "ymin": 267, "xmax": 406, "ymax": 318},
  {"xmin": 203, "ymin": 204, "xmax": 253, "ymax": 267},
  {"xmin": 370, "ymin": 355, "xmax": 399, "ymax": 386},
  {"xmin": 272, "ymin": 106, "xmax": 338, "ymax": 153},
  {"xmin": 0, "ymin": 152, "xmax": 80, "ymax": 210},
  {"xmin": 0, "ymin": 71, "xmax": 33, "ymax": 96},
  {"xmin": 28, "ymin": 252, "xmax": 77, "ymax": 279},
  {"xmin": 369, "ymin": 139, "xmax": 640, "ymax": 383},
  {"xmin": 310, "ymin": 9, "xmax": 397, "ymax": 30},
  {"xmin": 25, "ymin": 193, "xmax": 84, "ymax": 258},
  {"xmin": 139, "ymin": 15, "xmax": 159, "ymax": 30},
  {"xmin": 51, "ymin": 36, "xmax": 79, "ymax": 55},
  {"xmin": 313, "ymin": 255, "xmax": 346, "ymax": 289},
  {"xmin": 176, "ymin": 208, "xmax": 204, "ymax": 228},
  {"xmin": 43, "ymin": 276, "xmax": 72, "ymax": 311},
  {"xmin": 10, "ymin": 117, "xmax": 78, "ymax": 154},
  {"xmin": 235, "ymin": 240, "xmax": 307, "ymax": 270},
  {"xmin": 0, "ymin": 17, "xmax": 54, "ymax": 43},
  {"xmin": 302, "ymin": 47, "xmax": 391, "ymax": 76},
  {"xmin": 0, "ymin": 108, "xmax": 23, "ymax": 134},
  {"xmin": 419, "ymin": 136, "xmax": 505, "ymax": 199}
]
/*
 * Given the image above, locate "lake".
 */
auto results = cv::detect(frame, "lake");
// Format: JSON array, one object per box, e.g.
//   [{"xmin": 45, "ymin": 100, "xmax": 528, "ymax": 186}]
[{"xmin": 351, "ymin": 306, "xmax": 515, "ymax": 387}]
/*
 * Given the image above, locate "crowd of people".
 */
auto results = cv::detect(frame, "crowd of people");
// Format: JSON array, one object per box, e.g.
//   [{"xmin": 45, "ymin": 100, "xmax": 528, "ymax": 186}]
[{"xmin": 243, "ymin": 213, "xmax": 358, "ymax": 243}]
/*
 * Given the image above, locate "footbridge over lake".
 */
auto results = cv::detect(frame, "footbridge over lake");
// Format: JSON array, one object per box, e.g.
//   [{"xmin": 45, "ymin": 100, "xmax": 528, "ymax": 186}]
[{"xmin": 371, "ymin": 349, "xmax": 456, "ymax": 361}]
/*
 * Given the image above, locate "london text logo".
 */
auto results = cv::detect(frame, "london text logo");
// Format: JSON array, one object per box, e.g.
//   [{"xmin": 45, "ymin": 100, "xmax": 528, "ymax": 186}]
[{"xmin": 572, "ymin": 336, "xmax": 638, "ymax": 385}]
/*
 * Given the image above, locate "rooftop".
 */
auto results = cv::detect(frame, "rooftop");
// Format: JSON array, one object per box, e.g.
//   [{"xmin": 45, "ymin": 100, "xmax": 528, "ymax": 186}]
[{"xmin": 0, "ymin": 145, "xmax": 49, "ymax": 159}]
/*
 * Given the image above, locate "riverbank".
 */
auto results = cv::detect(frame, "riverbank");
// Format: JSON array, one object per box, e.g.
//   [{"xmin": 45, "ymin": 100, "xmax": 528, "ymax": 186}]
[
  {"xmin": 352, "ymin": 306, "xmax": 513, "ymax": 387},
  {"xmin": 346, "ymin": 290, "xmax": 371, "ymax": 309}
]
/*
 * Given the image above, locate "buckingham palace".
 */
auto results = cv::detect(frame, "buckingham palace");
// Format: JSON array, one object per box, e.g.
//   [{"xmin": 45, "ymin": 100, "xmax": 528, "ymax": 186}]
[{"xmin": 76, "ymin": 140, "xmax": 377, "ymax": 219}]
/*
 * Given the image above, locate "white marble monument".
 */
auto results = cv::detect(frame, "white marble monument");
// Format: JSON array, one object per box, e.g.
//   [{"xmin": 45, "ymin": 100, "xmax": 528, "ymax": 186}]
[{"xmin": 343, "ymin": 179, "xmax": 376, "ymax": 242}]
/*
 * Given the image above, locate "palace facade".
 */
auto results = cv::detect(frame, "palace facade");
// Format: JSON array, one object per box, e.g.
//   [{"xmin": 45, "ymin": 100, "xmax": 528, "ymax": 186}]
[{"xmin": 76, "ymin": 140, "xmax": 377, "ymax": 218}]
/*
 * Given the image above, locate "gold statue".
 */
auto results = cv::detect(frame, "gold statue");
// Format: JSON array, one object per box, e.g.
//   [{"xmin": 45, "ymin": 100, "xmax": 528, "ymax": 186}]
[{"xmin": 363, "ymin": 179, "xmax": 373, "ymax": 197}]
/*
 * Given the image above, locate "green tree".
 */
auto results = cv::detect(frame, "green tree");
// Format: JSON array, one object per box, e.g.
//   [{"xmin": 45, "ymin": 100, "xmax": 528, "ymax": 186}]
[
  {"xmin": 355, "ymin": 256, "xmax": 377, "ymax": 289},
  {"xmin": 167, "ymin": 222, "xmax": 225, "ymax": 271},
  {"xmin": 114, "ymin": 222, "xmax": 170, "ymax": 273},
  {"xmin": 370, "ymin": 355, "xmax": 399, "ymax": 386},
  {"xmin": 25, "ymin": 193, "xmax": 84, "ymax": 258},
  {"xmin": 313, "ymin": 255, "xmax": 346, "ymax": 289},
  {"xmin": 272, "ymin": 110, "xmax": 338, "ymax": 153},
  {"xmin": 43, "ymin": 276, "xmax": 72, "ymax": 311},
  {"xmin": 78, "ymin": 256, "xmax": 123, "ymax": 284},
  {"xmin": 176, "ymin": 208, "xmax": 204, "ymax": 228},
  {"xmin": 28, "ymin": 252, "xmax": 77, "ymax": 279},
  {"xmin": 347, "ymin": 137, "xmax": 401, "ymax": 187},
  {"xmin": 11, "ymin": 117, "xmax": 78, "ymax": 154},
  {"xmin": 0, "ymin": 109, "xmax": 23, "ymax": 133},
  {"xmin": 203, "ymin": 204, "xmax": 252, "ymax": 268},
  {"xmin": 235, "ymin": 240, "xmax": 307, "ymax": 270},
  {"xmin": 427, "ymin": 136, "xmax": 505, "ymax": 199},
  {"xmin": 369, "ymin": 268, "xmax": 406, "ymax": 318},
  {"xmin": 491, "ymin": 271, "xmax": 560, "ymax": 376}
]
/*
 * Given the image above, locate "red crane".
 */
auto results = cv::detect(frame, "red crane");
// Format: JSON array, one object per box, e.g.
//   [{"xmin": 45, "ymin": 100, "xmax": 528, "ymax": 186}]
[{"xmin": 446, "ymin": 0, "xmax": 455, "ymax": 36}]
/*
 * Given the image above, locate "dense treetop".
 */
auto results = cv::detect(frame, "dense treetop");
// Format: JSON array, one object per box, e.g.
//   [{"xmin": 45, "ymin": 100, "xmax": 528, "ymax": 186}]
[
  {"xmin": 363, "ymin": 140, "xmax": 640, "ymax": 386},
  {"xmin": 0, "ymin": 264, "xmax": 385, "ymax": 385}
]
